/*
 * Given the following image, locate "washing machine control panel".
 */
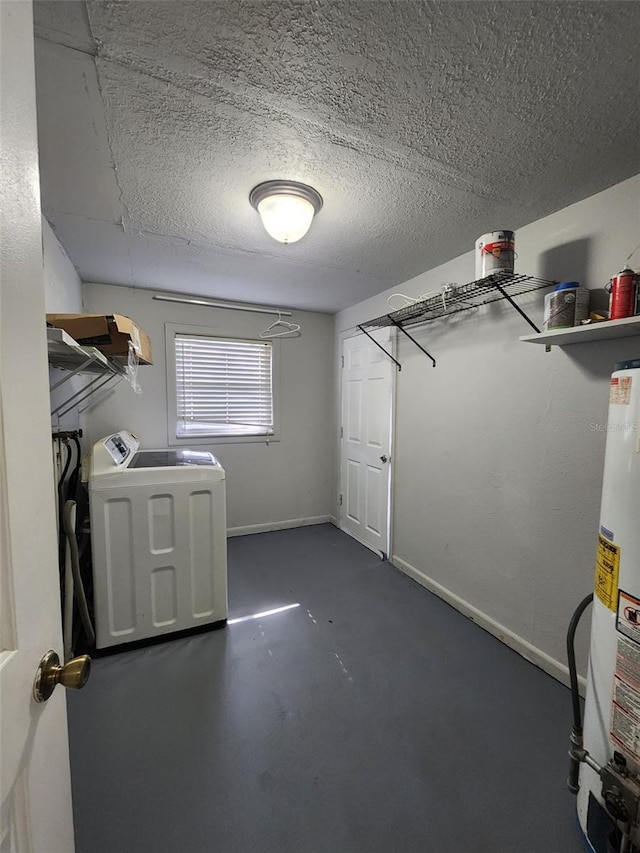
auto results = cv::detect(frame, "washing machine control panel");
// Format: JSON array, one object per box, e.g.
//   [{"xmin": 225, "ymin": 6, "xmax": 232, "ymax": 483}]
[
  {"xmin": 102, "ymin": 431, "xmax": 140, "ymax": 468},
  {"xmin": 105, "ymin": 434, "xmax": 130, "ymax": 464}
]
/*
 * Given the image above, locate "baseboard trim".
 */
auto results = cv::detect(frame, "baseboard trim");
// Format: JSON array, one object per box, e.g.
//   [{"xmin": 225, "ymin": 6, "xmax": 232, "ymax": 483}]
[
  {"xmin": 392, "ymin": 554, "xmax": 586, "ymax": 695},
  {"xmin": 227, "ymin": 516, "xmax": 331, "ymax": 538},
  {"xmin": 329, "ymin": 515, "xmax": 338, "ymax": 527}
]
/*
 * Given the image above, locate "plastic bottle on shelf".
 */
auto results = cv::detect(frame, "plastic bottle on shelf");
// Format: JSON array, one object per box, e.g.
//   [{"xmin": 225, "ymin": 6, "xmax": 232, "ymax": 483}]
[{"xmin": 543, "ymin": 282, "xmax": 590, "ymax": 331}]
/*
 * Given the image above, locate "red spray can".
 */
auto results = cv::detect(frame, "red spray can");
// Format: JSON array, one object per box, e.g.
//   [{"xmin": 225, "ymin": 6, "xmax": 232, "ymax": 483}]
[{"xmin": 608, "ymin": 268, "xmax": 638, "ymax": 320}]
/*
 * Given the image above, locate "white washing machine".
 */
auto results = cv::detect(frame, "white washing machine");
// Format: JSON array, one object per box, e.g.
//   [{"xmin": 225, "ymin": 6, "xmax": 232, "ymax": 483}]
[{"xmin": 84, "ymin": 430, "xmax": 227, "ymax": 650}]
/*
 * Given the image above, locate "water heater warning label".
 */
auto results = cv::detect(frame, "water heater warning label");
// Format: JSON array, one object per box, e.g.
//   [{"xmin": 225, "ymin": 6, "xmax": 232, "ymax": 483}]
[
  {"xmin": 612, "ymin": 637, "xmax": 640, "ymax": 759},
  {"xmin": 595, "ymin": 535, "xmax": 621, "ymax": 611},
  {"xmin": 610, "ymin": 375, "xmax": 633, "ymax": 405},
  {"xmin": 614, "ymin": 677, "xmax": 640, "ymax": 720},
  {"xmin": 618, "ymin": 591, "xmax": 640, "ymax": 646},
  {"xmin": 611, "ymin": 702, "xmax": 640, "ymax": 759}
]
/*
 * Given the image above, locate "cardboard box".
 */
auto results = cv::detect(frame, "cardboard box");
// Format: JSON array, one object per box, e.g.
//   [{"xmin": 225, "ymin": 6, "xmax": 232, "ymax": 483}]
[{"xmin": 46, "ymin": 314, "xmax": 153, "ymax": 365}]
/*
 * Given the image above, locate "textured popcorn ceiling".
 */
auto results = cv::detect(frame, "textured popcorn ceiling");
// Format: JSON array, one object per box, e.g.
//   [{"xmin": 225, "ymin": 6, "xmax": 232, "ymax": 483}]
[{"xmin": 34, "ymin": 1, "xmax": 640, "ymax": 312}]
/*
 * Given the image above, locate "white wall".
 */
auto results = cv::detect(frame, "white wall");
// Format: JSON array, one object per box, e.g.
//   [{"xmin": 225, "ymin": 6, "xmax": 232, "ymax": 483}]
[
  {"xmin": 81, "ymin": 283, "xmax": 334, "ymax": 534},
  {"xmin": 43, "ymin": 216, "xmax": 84, "ymax": 431},
  {"xmin": 42, "ymin": 217, "xmax": 83, "ymax": 313},
  {"xmin": 335, "ymin": 174, "xmax": 640, "ymax": 685}
]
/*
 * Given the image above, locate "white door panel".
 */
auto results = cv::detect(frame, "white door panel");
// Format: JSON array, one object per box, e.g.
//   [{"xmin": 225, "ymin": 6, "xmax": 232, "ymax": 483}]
[
  {"xmin": 347, "ymin": 345, "xmax": 363, "ymax": 370},
  {"xmin": 340, "ymin": 330, "xmax": 394, "ymax": 556},
  {"xmin": 346, "ymin": 460, "xmax": 360, "ymax": 523},
  {"xmin": 1, "ymin": 3, "xmax": 75, "ymax": 850},
  {"xmin": 365, "ymin": 465, "xmax": 384, "ymax": 536},
  {"xmin": 347, "ymin": 379, "xmax": 362, "ymax": 442},
  {"xmin": 366, "ymin": 377, "xmax": 386, "ymax": 447}
]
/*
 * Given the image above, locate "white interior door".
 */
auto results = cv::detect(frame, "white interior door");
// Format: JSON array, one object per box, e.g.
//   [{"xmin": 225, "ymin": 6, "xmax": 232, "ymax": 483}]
[
  {"xmin": 340, "ymin": 329, "xmax": 394, "ymax": 557},
  {"xmin": 1, "ymin": 2, "xmax": 75, "ymax": 850}
]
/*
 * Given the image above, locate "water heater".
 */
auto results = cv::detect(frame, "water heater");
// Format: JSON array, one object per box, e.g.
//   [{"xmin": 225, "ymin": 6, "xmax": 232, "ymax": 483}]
[{"xmin": 577, "ymin": 360, "xmax": 640, "ymax": 852}]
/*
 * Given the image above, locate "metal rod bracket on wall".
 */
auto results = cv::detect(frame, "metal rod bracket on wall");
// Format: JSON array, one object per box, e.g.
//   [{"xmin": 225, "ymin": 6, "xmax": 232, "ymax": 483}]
[
  {"xmin": 356, "ymin": 325, "xmax": 402, "ymax": 371},
  {"xmin": 493, "ymin": 284, "xmax": 541, "ymax": 334},
  {"xmin": 390, "ymin": 320, "xmax": 437, "ymax": 368}
]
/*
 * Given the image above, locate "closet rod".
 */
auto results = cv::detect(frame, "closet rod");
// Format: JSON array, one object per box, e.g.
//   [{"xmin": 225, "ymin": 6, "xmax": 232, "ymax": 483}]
[{"xmin": 153, "ymin": 294, "xmax": 292, "ymax": 318}]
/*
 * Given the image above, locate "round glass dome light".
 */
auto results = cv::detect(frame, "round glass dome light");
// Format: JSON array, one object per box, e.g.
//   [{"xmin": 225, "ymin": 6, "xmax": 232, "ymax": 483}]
[{"xmin": 250, "ymin": 181, "xmax": 323, "ymax": 245}]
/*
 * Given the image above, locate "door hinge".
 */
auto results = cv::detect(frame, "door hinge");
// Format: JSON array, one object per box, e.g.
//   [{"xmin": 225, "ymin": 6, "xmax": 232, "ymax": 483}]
[
  {"xmin": 340, "ymin": 426, "xmax": 343, "ymax": 438},
  {"xmin": 341, "ymin": 355, "xmax": 344, "ymax": 368},
  {"xmin": 339, "ymin": 494, "xmax": 343, "ymax": 506}
]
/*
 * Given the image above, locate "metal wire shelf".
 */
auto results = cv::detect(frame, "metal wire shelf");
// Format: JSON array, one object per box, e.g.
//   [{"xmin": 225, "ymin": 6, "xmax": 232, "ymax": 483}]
[
  {"xmin": 358, "ymin": 272, "xmax": 555, "ymax": 369},
  {"xmin": 48, "ymin": 327, "xmax": 127, "ymax": 417}
]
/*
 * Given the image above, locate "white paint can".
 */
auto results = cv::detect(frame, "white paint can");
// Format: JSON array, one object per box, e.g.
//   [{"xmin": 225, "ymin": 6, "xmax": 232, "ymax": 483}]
[{"xmin": 475, "ymin": 230, "xmax": 515, "ymax": 279}]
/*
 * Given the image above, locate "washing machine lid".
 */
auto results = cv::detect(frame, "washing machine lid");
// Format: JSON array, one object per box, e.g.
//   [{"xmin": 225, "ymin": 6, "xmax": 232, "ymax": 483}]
[{"xmin": 128, "ymin": 449, "xmax": 221, "ymax": 469}]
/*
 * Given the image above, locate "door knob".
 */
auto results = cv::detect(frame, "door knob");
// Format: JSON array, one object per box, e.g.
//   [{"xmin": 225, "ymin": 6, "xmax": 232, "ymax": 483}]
[
  {"xmin": 380, "ymin": 455, "xmax": 388, "ymax": 463},
  {"xmin": 33, "ymin": 650, "xmax": 91, "ymax": 703}
]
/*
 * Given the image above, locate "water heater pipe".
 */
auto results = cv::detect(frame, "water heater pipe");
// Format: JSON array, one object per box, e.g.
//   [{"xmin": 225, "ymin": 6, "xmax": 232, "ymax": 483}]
[{"xmin": 566, "ymin": 593, "xmax": 603, "ymax": 793}]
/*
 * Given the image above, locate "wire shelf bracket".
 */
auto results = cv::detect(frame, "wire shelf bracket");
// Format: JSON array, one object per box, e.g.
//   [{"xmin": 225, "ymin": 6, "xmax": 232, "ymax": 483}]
[
  {"xmin": 359, "ymin": 272, "xmax": 555, "ymax": 369},
  {"xmin": 356, "ymin": 325, "xmax": 403, "ymax": 371},
  {"xmin": 48, "ymin": 327, "xmax": 127, "ymax": 417},
  {"xmin": 391, "ymin": 319, "xmax": 436, "ymax": 368}
]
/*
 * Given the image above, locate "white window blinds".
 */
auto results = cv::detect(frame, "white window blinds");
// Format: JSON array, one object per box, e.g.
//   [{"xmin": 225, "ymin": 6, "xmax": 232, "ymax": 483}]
[{"xmin": 175, "ymin": 334, "xmax": 273, "ymax": 437}]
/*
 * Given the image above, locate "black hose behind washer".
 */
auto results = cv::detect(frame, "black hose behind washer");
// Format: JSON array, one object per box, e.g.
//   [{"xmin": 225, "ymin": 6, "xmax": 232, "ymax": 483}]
[
  {"xmin": 67, "ymin": 435, "xmax": 82, "ymax": 512},
  {"xmin": 57, "ymin": 440, "xmax": 73, "ymax": 589}
]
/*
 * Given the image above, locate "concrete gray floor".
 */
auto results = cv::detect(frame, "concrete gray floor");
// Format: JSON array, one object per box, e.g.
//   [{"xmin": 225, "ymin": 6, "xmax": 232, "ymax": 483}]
[{"xmin": 68, "ymin": 524, "xmax": 585, "ymax": 852}]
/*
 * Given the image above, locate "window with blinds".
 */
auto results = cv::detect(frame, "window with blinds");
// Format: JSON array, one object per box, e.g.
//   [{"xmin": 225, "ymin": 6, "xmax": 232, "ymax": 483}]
[{"xmin": 174, "ymin": 334, "xmax": 273, "ymax": 437}]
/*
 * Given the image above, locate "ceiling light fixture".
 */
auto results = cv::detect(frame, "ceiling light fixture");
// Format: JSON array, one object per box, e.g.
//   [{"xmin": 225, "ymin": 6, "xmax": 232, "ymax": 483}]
[{"xmin": 249, "ymin": 180, "xmax": 323, "ymax": 245}]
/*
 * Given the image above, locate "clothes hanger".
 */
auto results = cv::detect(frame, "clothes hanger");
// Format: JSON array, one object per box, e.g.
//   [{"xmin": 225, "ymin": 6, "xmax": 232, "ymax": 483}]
[{"xmin": 260, "ymin": 313, "xmax": 301, "ymax": 339}]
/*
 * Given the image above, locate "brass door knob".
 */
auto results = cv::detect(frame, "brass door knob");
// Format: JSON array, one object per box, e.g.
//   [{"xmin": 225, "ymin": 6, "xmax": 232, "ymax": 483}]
[{"xmin": 33, "ymin": 650, "xmax": 91, "ymax": 703}]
